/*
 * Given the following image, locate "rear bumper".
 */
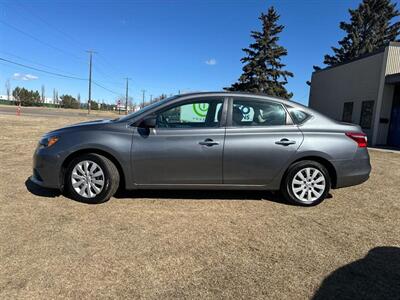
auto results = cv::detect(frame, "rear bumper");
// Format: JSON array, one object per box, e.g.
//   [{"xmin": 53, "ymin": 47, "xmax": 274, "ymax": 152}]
[
  {"xmin": 332, "ymin": 149, "xmax": 371, "ymax": 189},
  {"xmin": 335, "ymin": 172, "xmax": 370, "ymax": 188}
]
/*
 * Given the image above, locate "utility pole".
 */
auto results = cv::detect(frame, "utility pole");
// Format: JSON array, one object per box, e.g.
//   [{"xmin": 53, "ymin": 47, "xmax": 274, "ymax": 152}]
[
  {"xmin": 125, "ymin": 78, "xmax": 131, "ymax": 115},
  {"xmin": 86, "ymin": 50, "xmax": 96, "ymax": 114},
  {"xmin": 41, "ymin": 85, "xmax": 45, "ymax": 103},
  {"xmin": 141, "ymin": 89, "xmax": 146, "ymax": 109},
  {"xmin": 5, "ymin": 79, "xmax": 10, "ymax": 101}
]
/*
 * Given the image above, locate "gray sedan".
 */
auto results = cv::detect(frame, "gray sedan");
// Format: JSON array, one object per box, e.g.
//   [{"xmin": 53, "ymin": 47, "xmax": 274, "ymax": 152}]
[{"xmin": 31, "ymin": 92, "xmax": 371, "ymax": 206}]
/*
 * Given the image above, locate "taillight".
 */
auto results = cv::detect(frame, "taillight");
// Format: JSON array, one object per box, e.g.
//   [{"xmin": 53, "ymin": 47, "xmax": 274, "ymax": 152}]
[{"xmin": 345, "ymin": 132, "xmax": 368, "ymax": 148}]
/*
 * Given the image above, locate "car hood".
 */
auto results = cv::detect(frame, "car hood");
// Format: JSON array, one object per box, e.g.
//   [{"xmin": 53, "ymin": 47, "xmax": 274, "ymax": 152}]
[{"xmin": 45, "ymin": 119, "xmax": 112, "ymax": 136}]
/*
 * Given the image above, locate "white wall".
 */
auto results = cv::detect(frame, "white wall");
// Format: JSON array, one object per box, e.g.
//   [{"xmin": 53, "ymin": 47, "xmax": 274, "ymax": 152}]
[
  {"xmin": 0, "ymin": 95, "xmax": 55, "ymax": 104},
  {"xmin": 0, "ymin": 95, "xmax": 15, "ymax": 101},
  {"xmin": 309, "ymin": 52, "xmax": 386, "ymax": 141}
]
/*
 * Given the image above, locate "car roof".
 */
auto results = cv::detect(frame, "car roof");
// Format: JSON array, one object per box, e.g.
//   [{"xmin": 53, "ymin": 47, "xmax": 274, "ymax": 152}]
[
  {"xmin": 176, "ymin": 91, "xmax": 308, "ymax": 110},
  {"xmin": 175, "ymin": 92, "xmax": 335, "ymax": 124},
  {"xmin": 119, "ymin": 91, "xmax": 326, "ymax": 125}
]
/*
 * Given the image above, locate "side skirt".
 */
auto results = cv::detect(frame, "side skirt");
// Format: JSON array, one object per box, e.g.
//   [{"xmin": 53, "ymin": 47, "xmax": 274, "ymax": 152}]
[{"xmin": 128, "ymin": 183, "xmax": 277, "ymax": 191}]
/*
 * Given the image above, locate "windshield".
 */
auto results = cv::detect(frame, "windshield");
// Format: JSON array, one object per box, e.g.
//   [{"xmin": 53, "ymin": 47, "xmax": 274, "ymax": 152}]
[{"xmin": 114, "ymin": 95, "xmax": 179, "ymax": 122}]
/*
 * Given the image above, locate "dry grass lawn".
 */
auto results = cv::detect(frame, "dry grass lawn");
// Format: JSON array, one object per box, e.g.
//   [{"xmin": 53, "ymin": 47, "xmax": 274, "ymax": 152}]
[{"xmin": 0, "ymin": 113, "xmax": 399, "ymax": 299}]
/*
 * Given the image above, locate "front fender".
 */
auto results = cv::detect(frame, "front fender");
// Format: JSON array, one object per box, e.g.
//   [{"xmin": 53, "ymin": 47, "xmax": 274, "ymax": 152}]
[{"xmin": 56, "ymin": 127, "xmax": 134, "ymax": 189}]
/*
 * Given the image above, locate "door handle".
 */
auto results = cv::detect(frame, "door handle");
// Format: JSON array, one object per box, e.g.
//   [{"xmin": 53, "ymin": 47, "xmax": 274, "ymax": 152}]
[
  {"xmin": 199, "ymin": 138, "xmax": 219, "ymax": 146},
  {"xmin": 275, "ymin": 138, "xmax": 296, "ymax": 146}
]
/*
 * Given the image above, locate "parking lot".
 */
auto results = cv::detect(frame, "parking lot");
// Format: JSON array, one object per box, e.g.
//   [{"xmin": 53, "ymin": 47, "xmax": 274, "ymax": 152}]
[{"xmin": 0, "ymin": 111, "xmax": 399, "ymax": 299}]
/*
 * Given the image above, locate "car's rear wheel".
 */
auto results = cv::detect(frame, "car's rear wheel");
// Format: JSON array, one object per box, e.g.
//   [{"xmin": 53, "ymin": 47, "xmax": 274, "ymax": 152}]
[
  {"xmin": 281, "ymin": 160, "xmax": 330, "ymax": 206},
  {"xmin": 65, "ymin": 153, "xmax": 119, "ymax": 204}
]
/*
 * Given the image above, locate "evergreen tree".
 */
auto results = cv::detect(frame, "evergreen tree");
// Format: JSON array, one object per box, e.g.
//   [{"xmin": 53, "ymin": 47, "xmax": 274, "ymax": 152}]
[
  {"xmin": 226, "ymin": 7, "xmax": 293, "ymax": 99},
  {"xmin": 324, "ymin": 0, "xmax": 400, "ymax": 66},
  {"xmin": 12, "ymin": 87, "xmax": 40, "ymax": 106},
  {"xmin": 60, "ymin": 94, "xmax": 80, "ymax": 109}
]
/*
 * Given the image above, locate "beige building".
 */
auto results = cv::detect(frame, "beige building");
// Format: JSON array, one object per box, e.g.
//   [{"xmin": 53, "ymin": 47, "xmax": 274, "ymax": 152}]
[{"xmin": 309, "ymin": 42, "xmax": 400, "ymax": 147}]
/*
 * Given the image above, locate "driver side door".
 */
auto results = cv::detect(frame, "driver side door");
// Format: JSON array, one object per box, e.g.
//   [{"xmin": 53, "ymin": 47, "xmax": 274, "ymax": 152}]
[{"xmin": 131, "ymin": 97, "xmax": 227, "ymax": 186}]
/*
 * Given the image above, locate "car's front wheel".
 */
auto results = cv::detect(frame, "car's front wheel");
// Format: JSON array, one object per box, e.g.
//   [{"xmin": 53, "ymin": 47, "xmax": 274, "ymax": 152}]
[
  {"xmin": 65, "ymin": 153, "xmax": 119, "ymax": 204},
  {"xmin": 281, "ymin": 160, "xmax": 330, "ymax": 206}
]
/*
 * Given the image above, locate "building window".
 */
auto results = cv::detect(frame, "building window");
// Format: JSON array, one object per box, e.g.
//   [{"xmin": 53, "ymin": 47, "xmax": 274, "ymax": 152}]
[
  {"xmin": 360, "ymin": 100, "xmax": 375, "ymax": 129},
  {"xmin": 342, "ymin": 102, "xmax": 354, "ymax": 123}
]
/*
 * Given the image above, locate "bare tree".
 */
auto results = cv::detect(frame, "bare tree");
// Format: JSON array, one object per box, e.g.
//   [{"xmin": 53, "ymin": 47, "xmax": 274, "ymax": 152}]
[{"xmin": 5, "ymin": 79, "xmax": 11, "ymax": 101}]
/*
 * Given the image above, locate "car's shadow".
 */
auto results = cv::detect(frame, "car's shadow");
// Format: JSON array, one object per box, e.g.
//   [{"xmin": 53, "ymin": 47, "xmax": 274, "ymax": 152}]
[
  {"xmin": 25, "ymin": 177, "xmax": 331, "ymax": 205},
  {"xmin": 25, "ymin": 178, "xmax": 61, "ymax": 198},
  {"xmin": 114, "ymin": 189, "xmax": 289, "ymax": 204}
]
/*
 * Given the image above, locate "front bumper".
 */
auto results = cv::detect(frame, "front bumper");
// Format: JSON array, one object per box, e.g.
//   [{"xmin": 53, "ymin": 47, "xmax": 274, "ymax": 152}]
[{"xmin": 32, "ymin": 146, "xmax": 63, "ymax": 189}]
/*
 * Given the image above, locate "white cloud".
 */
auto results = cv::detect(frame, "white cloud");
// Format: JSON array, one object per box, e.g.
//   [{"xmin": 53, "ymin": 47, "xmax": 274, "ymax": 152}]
[
  {"xmin": 12, "ymin": 73, "xmax": 39, "ymax": 81},
  {"xmin": 205, "ymin": 58, "xmax": 217, "ymax": 66}
]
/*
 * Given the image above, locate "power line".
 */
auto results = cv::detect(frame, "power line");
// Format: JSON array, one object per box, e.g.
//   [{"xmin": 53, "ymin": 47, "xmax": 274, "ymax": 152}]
[
  {"xmin": 0, "ymin": 57, "xmax": 87, "ymax": 81},
  {"xmin": 97, "ymin": 53, "xmax": 127, "ymax": 79},
  {"xmin": 0, "ymin": 57, "xmax": 124, "ymax": 97},
  {"xmin": 0, "ymin": 50, "xmax": 83, "ymax": 77},
  {"xmin": 0, "ymin": 19, "xmax": 85, "ymax": 62},
  {"xmin": 4, "ymin": 2, "xmax": 130, "ymax": 90},
  {"xmin": 14, "ymin": 0, "xmax": 88, "ymax": 52},
  {"xmin": 92, "ymin": 81, "xmax": 121, "ymax": 95},
  {"xmin": 93, "ymin": 64, "xmax": 126, "ymax": 89}
]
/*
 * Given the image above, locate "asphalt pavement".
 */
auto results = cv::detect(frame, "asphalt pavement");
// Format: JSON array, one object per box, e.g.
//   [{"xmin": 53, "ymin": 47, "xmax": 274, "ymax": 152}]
[{"xmin": 0, "ymin": 105, "xmax": 116, "ymax": 118}]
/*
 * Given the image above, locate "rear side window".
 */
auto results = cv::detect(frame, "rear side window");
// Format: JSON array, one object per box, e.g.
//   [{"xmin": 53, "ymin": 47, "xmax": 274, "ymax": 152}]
[
  {"xmin": 232, "ymin": 99, "xmax": 287, "ymax": 127},
  {"xmin": 287, "ymin": 107, "xmax": 311, "ymax": 124}
]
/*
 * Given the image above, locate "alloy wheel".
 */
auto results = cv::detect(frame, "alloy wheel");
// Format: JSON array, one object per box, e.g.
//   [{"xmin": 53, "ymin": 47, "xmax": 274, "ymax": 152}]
[
  {"xmin": 71, "ymin": 160, "xmax": 105, "ymax": 198},
  {"xmin": 291, "ymin": 167, "xmax": 326, "ymax": 203}
]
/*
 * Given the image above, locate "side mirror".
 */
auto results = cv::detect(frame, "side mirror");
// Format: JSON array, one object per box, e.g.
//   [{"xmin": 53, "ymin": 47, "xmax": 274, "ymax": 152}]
[{"xmin": 138, "ymin": 116, "xmax": 156, "ymax": 128}]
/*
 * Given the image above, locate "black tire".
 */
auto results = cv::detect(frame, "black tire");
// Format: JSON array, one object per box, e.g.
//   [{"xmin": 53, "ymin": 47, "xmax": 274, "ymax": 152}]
[
  {"xmin": 281, "ymin": 160, "xmax": 331, "ymax": 206},
  {"xmin": 65, "ymin": 153, "xmax": 120, "ymax": 204}
]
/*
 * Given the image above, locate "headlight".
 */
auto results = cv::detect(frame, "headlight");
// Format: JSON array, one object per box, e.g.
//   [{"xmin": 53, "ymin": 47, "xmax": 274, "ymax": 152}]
[{"xmin": 39, "ymin": 136, "xmax": 59, "ymax": 148}]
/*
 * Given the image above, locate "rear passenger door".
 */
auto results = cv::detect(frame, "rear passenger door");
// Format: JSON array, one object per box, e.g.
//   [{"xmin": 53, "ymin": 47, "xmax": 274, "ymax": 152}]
[{"xmin": 223, "ymin": 97, "xmax": 303, "ymax": 185}]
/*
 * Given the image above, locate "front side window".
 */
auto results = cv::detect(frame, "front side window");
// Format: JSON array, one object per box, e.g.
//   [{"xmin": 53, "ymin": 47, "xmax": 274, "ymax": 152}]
[
  {"xmin": 231, "ymin": 99, "xmax": 286, "ymax": 127},
  {"xmin": 156, "ymin": 99, "xmax": 223, "ymax": 128}
]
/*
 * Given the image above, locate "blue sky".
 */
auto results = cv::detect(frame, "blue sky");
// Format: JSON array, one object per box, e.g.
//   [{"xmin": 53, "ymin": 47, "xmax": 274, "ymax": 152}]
[{"xmin": 0, "ymin": 0, "xmax": 361, "ymax": 105}]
